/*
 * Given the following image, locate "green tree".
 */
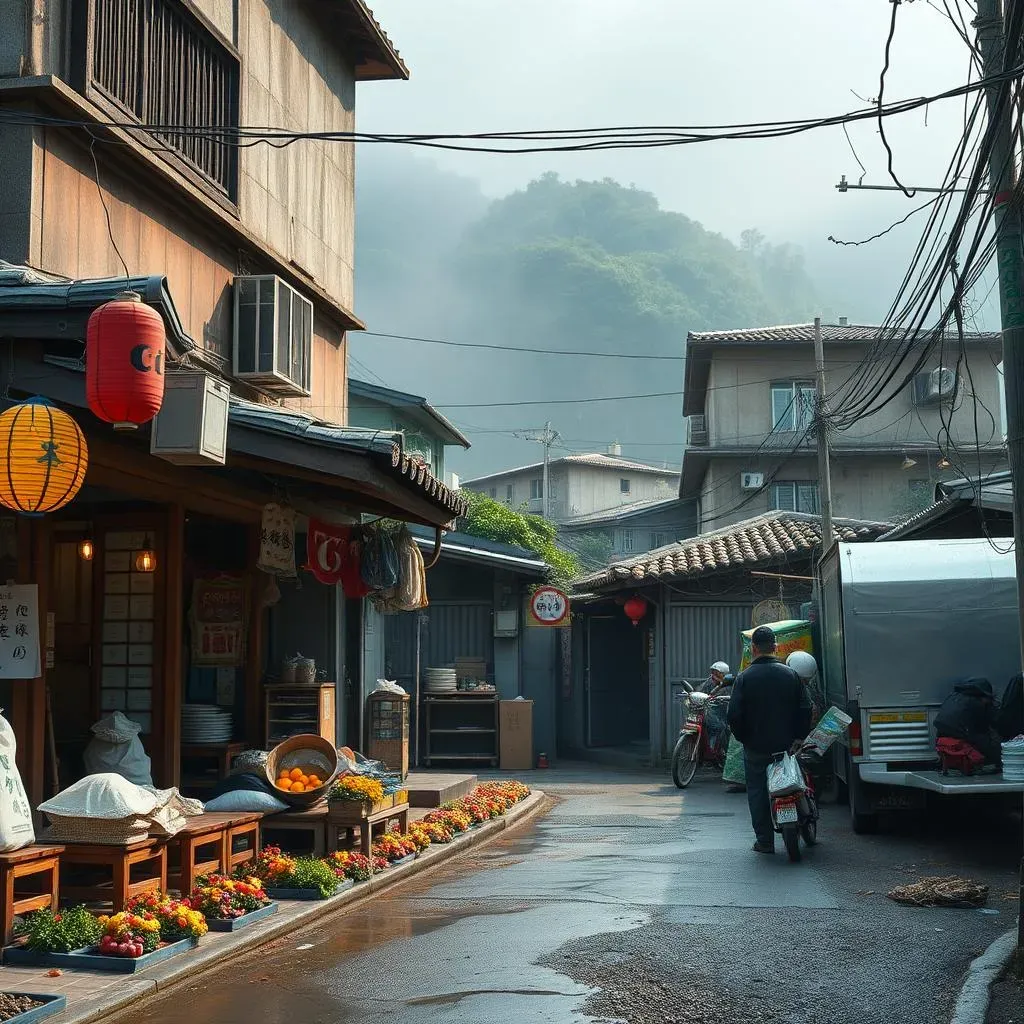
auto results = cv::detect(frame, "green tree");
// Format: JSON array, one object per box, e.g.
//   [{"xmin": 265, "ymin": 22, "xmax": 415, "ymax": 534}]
[{"xmin": 459, "ymin": 491, "xmax": 579, "ymax": 587}]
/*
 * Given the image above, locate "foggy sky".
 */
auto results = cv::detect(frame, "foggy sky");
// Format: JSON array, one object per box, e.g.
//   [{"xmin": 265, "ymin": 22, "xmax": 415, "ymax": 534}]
[{"xmin": 351, "ymin": 1, "xmax": 999, "ymax": 476}]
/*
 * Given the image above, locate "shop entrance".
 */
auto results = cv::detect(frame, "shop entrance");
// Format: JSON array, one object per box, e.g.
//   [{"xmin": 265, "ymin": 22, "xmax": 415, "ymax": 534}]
[{"xmin": 585, "ymin": 613, "xmax": 649, "ymax": 748}]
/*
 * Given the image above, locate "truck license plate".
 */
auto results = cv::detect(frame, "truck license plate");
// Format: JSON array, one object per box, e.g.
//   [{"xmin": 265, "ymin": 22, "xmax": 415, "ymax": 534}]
[{"xmin": 776, "ymin": 804, "xmax": 798, "ymax": 824}]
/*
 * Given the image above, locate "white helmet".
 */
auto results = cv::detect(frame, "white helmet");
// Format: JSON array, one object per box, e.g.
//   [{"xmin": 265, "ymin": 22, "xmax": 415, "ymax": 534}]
[
  {"xmin": 787, "ymin": 651, "xmax": 818, "ymax": 682},
  {"xmin": 710, "ymin": 661, "xmax": 730, "ymax": 675}
]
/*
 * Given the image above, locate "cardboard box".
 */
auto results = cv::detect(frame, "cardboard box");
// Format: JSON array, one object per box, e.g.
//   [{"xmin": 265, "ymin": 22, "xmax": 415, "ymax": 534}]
[{"xmin": 499, "ymin": 699, "xmax": 534, "ymax": 770}]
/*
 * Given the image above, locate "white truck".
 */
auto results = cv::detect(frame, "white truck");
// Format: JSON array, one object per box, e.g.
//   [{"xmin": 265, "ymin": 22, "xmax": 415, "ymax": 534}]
[{"xmin": 819, "ymin": 537, "xmax": 1024, "ymax": 833}]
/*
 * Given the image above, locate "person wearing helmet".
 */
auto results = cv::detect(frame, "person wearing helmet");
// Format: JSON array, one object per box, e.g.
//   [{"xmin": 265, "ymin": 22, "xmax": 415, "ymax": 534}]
[
  {"xmin": 787, "ymin": 651, "xmax": 823, "ymax": 720},
  {"xmin": 700, "ymin": 661, "xmax": 730, "ymax": 694}
]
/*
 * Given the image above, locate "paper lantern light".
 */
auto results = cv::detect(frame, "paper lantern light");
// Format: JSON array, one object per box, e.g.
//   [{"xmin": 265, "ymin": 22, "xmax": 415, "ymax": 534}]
[
  {"xmin": 86, "ymin": 291, "xmax": 166, "ymax": 430},
  {"xmin": 0, "ymin": 398, "xmax": 88, "ymax": 514},
  {"xmin": 623, "ymin": 595, "xmax": 648, "ymax": 627}
]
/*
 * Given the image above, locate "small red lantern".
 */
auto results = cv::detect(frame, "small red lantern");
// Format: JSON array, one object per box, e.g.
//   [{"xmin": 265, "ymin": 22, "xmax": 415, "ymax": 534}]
[
  {"xmin": 86, "ymin": 291, "xmax": 166, "ymax": 430},
  {"xmin": 623, "ymin": 595, "xmax": 648, "ymax": 626}
]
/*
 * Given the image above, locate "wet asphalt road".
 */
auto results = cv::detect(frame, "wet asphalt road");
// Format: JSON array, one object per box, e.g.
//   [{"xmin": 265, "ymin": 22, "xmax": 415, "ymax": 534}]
[{"xmin": 120, "ymin": 766, "xmax": 1021, "ymax": 1024}]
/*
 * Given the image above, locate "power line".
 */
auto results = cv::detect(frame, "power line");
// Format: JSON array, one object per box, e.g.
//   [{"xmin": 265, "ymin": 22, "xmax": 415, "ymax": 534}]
[
  {"xmin": 360, "ymin": 331, "xmax": 684, "ymax": 360},
  {"xmin": 434, "ymin": 390, "xmax": 682, "ymax": 409}
]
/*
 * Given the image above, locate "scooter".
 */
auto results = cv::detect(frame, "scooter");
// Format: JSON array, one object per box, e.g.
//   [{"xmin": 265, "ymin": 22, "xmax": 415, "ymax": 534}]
[
  {"xmin": 671, "ymin": 686, "xmax": 731, "ymax": 789},
  {"xmin": 769, "ymin": 746, "xmax": 820, "ymax": 862}
]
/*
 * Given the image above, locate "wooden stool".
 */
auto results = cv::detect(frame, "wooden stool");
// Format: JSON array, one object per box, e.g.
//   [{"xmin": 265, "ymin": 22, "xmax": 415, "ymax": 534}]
[
  {"xmin": 0, "ymin": 845, "xmax": 64, "ymax": 945},
  {"xmin": 164, "ymin": 812, "xmax": 262, "ymax": 893},
  {"xmin": 47, "ymin": 837, "xmax": 166, "ymax": 912},
  {"xmin": 331, "ymin": 803, "xmax": 410, "ymax": 856},
  {"xmin": 261, "ymin": 806, "xmax": 328, "ymax": 856},
  {"xmin": 223, "ymin": 814, "xmax": 260, "ymax": 875}
]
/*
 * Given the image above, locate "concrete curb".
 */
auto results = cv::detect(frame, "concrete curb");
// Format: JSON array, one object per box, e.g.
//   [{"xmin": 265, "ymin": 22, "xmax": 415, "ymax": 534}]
[
  {"xmin": 58, "ymin": 790, "xmax": 551, "ymax": 1024},
  {"xmin": 950, "ymin": 928, "xmax": 1018, "ymax": 1024}
]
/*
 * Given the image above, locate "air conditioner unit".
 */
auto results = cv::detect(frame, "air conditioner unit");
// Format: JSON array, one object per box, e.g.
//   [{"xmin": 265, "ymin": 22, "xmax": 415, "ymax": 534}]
[
  {"xmin": 233, "ymin": 275, "xmax": 313, "ymax": 397},
  {"xmin": 150, "ymin": 371, "xmax": 230, "ymax": 466},
  {"xmin": 913, "ymin": 366, "xmax": 957, "ymax": 405},
  {"xmin": 688, "ymin": 414, "xmax": 708, "ymax": 447},
  {"xmin": 740, "ymin": 471, "xmax": 765, "ymax": 490}
]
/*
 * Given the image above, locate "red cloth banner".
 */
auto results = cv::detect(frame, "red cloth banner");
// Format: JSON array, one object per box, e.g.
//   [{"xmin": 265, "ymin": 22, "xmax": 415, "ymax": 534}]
[{"xmin": 306, "ymin": 520, "xmax": 370, "ymax": 596}]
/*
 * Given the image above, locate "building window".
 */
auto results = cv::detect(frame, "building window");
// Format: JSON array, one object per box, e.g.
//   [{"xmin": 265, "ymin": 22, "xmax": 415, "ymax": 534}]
[
  {"xmin": 530, "ymin": 478, "xmax": 543, "ymax": 500},
  {"xmin": 619, "ymin": 529, "xmax": 636, "ymax": 553},
  {"xmin": 78, "ymin": 0, "xmax": 240, "ymax": 200},
  {"xmin": 651, "ymin": 532, "xmax": 671, "ymax": 548},
  {"xmin": 505, "ymin": 484, "xmax": 514, "ymax": 503},
  {"xmin": 771, "ymin": 382, "xmax": 816, "ymax": 432},
  {"xmin": 771, "ymin": 481, "xmax": 819, "ymax": 513},
  {"xmin": 620, "ymin": 478, "xmax": 631, "ymax": 494},
  {"xmin": 489, "ymin": 487, "xmax": 497, "ymax": 499}
]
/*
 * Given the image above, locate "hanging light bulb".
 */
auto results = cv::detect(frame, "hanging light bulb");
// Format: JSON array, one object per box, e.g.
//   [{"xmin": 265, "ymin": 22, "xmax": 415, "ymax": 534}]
[
  {"xmin": 937, "ymin": 454, "xmax": 952, "ymax": 470},
  {"xmin": 135, "ymin": 536, "xmax": 156, "ymax": 573},
  {"xmin": 78, "ymin": 538, "xmax": 94, "ymax": 561},
  {"xmin": 901, "ymin": 454, "xmax": 917, "ymax": 470}
]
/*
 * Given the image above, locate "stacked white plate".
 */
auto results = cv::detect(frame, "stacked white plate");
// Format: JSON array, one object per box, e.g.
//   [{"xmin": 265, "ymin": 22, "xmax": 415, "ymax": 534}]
[
  {"xmin": 424, "ymin": 667, "xmax": 457, "ymax": 694},
  {"xmin": 181, "ymin": 703, "xmax": 234, "ymax": 744}
]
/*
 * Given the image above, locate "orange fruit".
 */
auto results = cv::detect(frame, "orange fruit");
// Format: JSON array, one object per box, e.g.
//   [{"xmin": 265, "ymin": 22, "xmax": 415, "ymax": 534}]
[
  {"xmin": 308, "ymin": 775, "xmax": 321, "ymax": 788},
  {"xmin": 289, "ymin": 768, "xmax": 303, "ymax": 782},
  {"xmin": 277, "ymin": 780, "xmax": 292, "ymax": 791},
  {"xmin": 291, "ymin": 782, "xmax": 305, "ymax": 793}
]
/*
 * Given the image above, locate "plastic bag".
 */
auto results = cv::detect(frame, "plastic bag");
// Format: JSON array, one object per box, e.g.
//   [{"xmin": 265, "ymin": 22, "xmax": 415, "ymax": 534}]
[
  {"xmin": 0, "ymin": 711, "xmax": 34, "ymax": 851},
  {"xmin": 767, "ymin": 753, "xmax": 806, "ymax": 797},
  {"xmin": 361, "ymin": 527, "xmax": 400, "ymax": 591},
  {"xmin": 802, "ymin": 706, "xmax": 853, "ymax": 758}
]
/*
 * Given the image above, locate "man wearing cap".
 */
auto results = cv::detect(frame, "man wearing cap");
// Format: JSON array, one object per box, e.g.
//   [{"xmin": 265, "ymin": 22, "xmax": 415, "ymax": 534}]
[{"xmin": 728, "ymin": 625, "xmax": 813, "ymax": 854}]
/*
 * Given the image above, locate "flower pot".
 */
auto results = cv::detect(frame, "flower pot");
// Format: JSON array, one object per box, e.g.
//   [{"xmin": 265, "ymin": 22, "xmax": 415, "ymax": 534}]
[
  {"xmin": 205, "ymin": 903, "xmax": 279, "ymax": 932},
  {"xmin": 264, "ymin": 879, "xmax": 353, "ymax": 901},
  {"xmin": 0, "ymin": 993, "xmax": 67, "ymax": 1024},
  {"xmin": 3, "ymin": 938, "xmax": 197, "ymax": 973}
]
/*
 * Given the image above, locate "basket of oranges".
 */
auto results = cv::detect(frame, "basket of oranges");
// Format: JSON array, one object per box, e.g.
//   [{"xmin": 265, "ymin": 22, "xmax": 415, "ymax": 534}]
[{"xmin": 265, "ymin": 735, "xmax": 339, "ymax": 807}]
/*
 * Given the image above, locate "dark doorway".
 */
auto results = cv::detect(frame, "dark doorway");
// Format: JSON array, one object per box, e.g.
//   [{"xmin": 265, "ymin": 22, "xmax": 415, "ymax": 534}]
[{"xmin": 585, "ymin": 613, "xmax": 648, "ymax": 747}]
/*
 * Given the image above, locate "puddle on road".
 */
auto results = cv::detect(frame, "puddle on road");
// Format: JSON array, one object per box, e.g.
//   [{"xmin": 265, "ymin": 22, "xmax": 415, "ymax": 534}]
[{"xmin": 118, "ymin": 817, "xmax": 650, "ymax": 1024}]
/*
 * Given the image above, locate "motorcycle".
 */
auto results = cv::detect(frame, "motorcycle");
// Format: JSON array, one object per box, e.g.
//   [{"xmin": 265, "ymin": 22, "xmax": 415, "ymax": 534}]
[
  {"xmin": 769, "ymin": 745, "xmax": 820, "ymax": 862},
  {"xmin": 671, "ymin": 686, "xmax": 732, "ymax": 789}
]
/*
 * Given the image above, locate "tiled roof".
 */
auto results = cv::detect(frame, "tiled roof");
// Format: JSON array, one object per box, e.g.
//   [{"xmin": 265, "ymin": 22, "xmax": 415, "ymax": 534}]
[
  {"xmin": 464, "ymin": 452, "xmax": 678, "ymax": 486},
  {"xmin": 687, "ymin": 323, "xmax": 1000, "ymax": 346},
  {"xmin": 575, "ymin": 511, "xmax": 890, "ymax": 590},
  {"xmin": 561, "ymin": 497, "xmax": 686, "ymax": 528}
]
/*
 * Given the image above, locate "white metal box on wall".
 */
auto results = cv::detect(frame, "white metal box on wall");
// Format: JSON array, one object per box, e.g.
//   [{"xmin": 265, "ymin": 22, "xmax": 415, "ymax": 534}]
[{"xmin": 150, "ymin": 372, "xmax": 231, "ymax": 466}]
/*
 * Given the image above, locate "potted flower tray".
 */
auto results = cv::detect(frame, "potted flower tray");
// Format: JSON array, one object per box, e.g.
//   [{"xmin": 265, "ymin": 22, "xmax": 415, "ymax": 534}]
[
  {"xmin": 327, "ymin": 799, "xmax": 388, "ymax": 825},
  {"xmin": 4, "ymin": 939, "xmax": 197, "ymax": 973},
  {"xmin": 0, "ymin": 993, "xmax": 67, "ymax": 1024},
  {"xmin": 389, "ymin": 854, "xmax": 416, "ymax": 868},
  {"xmin": 206, "ymin": 903, "xmax": 279, "ymax": 932},
  {"xmin": 265, "ymin": 879, "xmax": 353, "ymax": 902}
]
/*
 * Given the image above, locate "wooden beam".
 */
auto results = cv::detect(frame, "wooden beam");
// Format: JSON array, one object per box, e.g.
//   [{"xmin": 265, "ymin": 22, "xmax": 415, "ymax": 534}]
[
  {"xmin": 26, "ymin": 521, "xmax": 49, "ymax": 808},
  {"xmin": 244, "ymin": 524, "xmax": 263, "ymax": 749},
  {"xmin": 162, "ymin": 505, "xmax": 184, "ymax": 788}
]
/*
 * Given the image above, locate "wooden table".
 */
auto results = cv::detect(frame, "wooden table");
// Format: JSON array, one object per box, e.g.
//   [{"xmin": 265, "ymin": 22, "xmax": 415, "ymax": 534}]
[
  {"xmin": 181, "ymin": 742, "xmax": 249, "ymax": 787},
  {"xmin": 261, "ymin": 806, "xmax": 328, "ymax": 856},
  {"xmin": 332, "ymin": 803, "xmax": 410, "ymax": 857},
  {"xmin": 45, "ymin": 836, "xmax": 166, "ymax": 912},
  {"xmin": 0, "ymin": 844, "xmax": 64, "ymax": 944},
  {"xmin": 164, "ymin": 812, "xmax": 262, "ymax": 894}
]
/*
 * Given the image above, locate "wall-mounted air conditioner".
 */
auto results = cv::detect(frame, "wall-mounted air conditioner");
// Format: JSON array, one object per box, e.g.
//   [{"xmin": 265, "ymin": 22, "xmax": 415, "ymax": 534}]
[
  {"xmin": 150, "ymin": 371, "xmax": 230, "ymax": 466},
  {"xmin": 688, "ymin": 414, "xmax": 708, "ymax": 446},
  {"xmin": 233, "ymin": 275, "xmax": 313, "ymax": 397},
  {"xmin": 913, "ymin": 366, "xmax": 957, "ymax": 405},
  {"xmin": 740, "ymin": 471, "xmax": 765, "ymax": 490}
]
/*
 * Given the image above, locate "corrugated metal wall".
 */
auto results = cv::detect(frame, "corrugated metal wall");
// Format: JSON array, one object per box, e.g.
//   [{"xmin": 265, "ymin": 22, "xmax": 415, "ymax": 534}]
[
  {"xmin": 384, "ymin": 602, "xmax": 494, "ymax": 685},
  {"xmin": 666, "ymin": 603, "xmax": 753, "ymax": 681}
]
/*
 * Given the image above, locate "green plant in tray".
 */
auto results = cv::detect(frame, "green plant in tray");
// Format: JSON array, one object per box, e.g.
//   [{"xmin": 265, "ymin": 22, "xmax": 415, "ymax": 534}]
[{"xmin": 18, "ymin": 905, "xmax": 102, "ymax": 953}]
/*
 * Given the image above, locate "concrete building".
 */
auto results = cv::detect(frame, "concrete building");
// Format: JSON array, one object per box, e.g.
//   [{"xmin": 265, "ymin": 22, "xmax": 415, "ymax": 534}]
[
  {"xmin": 559, "ymin": 497, "xmax": 698, "ymax": 564},
  {"xmin": 681, "ymin": 322, "xmax": 1007, "ymax": 530},
  {"xmin": 347, "ymin": 378, "xmax": 470, "ymax": 482},
  {"xmin": 464, "ymin": 451, "xmax": 679, "ymax": 522}
]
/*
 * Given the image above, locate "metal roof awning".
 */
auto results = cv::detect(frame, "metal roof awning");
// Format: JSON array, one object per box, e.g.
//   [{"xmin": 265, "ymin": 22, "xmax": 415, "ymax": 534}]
[{"xmin": 404, "ymin": 524, "xmax": 547, "ymax": 575}]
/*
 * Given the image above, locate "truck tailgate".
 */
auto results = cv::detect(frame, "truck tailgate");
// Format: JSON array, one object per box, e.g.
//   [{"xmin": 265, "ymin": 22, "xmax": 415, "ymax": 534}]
[{"xmin": 860, "ymin": 762, "xmax": 1024, "ymax": 795}]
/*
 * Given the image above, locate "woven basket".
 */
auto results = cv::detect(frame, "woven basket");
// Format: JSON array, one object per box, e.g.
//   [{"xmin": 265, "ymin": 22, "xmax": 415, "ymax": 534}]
[
  {"xmin": 43, "ymin": 814, "xmax": 152, "ymax": 845},
  {"xmin": 264, "ymin": 734, "xmax": 339, "ymax": 807}
]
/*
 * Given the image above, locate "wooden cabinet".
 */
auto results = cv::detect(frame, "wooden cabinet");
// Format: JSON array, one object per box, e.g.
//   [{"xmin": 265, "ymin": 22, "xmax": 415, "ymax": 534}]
[{"xmin": 265, "ymin": 684, "xmax": 336, "ymax": 748}]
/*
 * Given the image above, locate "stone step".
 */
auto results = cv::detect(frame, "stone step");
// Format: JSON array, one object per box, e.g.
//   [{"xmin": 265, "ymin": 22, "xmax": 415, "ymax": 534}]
[{"xmin": 405, "ymin": 771, "xmax": 478, "ymax": 807}]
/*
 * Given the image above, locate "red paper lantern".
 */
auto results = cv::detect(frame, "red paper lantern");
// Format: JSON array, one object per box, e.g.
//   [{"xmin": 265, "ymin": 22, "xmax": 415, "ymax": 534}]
[
  {"xmin": 623, "ymin": 595, "xmax": 648, "ymax": 626},
  {"xmin": 86, "ymin": 291, "xmax": 166, "ymax": 430}
]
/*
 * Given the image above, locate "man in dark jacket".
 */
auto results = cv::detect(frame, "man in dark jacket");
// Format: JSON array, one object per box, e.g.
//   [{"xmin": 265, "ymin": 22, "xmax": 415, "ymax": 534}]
[
  {"xmin": 728, "ymin": 625, "xmax": 812, "ymax": 854},
  {"xmin": 935, "ymin": 679, "xmax": 1002, "ymax": 766}
]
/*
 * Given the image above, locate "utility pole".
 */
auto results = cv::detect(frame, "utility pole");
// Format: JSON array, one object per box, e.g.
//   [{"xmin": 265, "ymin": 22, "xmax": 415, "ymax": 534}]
[
  {"xmin": 516, "ymin": 422, "xmax": 560, "ymax": 519},
  {"xmin": 975, "ymin": 0, "xmax": 1024, "ymax": 947},
  {"xmin": 813, "ymin": 316, "xmax": 834, "ymax": 555}
]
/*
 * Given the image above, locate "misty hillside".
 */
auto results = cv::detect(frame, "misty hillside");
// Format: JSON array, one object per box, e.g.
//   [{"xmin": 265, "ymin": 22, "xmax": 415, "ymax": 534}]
[{"xmin": 353, "ymin": 151, "xmax": 822, "ymax": 477}]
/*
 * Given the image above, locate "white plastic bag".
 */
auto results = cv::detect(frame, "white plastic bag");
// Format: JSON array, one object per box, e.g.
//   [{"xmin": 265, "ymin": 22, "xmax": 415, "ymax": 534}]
[
  {"xmin": 767, "ymin": 753, "xmax": 806, "ymax": 797},
  {"xmin": 0, "ymin": 711, "xmax": 35, "ymax": 851},
  {"xmin": 83, "ymin": 712, "xmax": 153, "ymax": 786}
]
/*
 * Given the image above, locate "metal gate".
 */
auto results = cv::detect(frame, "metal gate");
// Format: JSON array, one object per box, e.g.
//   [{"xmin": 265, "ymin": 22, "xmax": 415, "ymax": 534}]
[{"xmin": 384, "ymin": 602, "xmax": 494, "ymax": 687}]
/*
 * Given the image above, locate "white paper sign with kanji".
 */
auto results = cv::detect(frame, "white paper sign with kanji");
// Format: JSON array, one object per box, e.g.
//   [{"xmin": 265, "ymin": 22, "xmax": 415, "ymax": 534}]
[
  {"xmin": 0, "ymin": 585, "xmax": 41, "ymax": 679},
  {"xmin": 257, "ymin": 503, "xmax": 297, "ymax": 577}
]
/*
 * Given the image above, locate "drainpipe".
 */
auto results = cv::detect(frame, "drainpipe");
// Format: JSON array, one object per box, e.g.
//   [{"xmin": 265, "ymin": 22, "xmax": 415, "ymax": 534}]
[{"xmin": 25, "ymin": 0, "xmax": 46, "ymax": 77}]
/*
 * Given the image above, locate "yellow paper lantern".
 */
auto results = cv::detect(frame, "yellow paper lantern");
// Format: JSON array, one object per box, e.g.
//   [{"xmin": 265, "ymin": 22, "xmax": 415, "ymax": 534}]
[{"xmin": 0, "ymin": 398, "xmax": 88, "ymax": 514}]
